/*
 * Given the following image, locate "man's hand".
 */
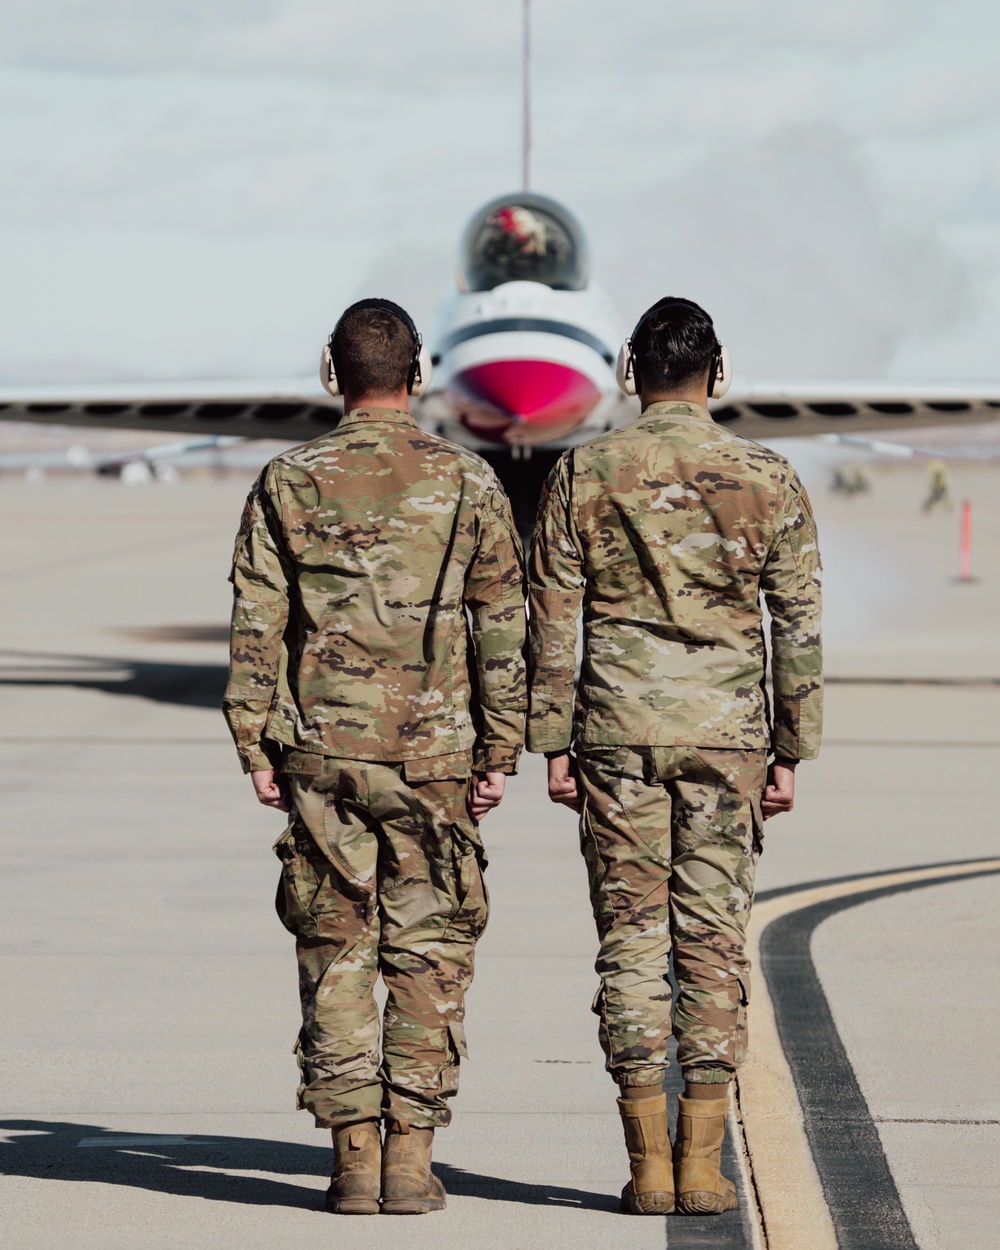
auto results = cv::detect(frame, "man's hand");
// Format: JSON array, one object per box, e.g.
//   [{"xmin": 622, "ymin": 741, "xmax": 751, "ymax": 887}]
[
  {"xmin": 547, "ymin": 751, "xmax": 581, "ymax": 812},
  {"xmin": 251, "ymin": 769, "xmax": 291, "ymax": 813},
  {"xmin": 762, "ymin": 758, "xmax": 797, "ymax": 820},
  {"xmin": 469, "ymin": 772, "xmax": 506, "ymax": 822}
]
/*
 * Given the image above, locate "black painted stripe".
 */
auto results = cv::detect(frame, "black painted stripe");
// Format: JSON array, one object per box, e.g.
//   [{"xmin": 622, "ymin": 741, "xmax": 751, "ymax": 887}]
[
  {"xmin": 435, "ymin": 317, "xmax": 615, "ymax": 363},
  {"xmin": 759, "ymin": 863, "xmax": 1000, "ymax": 1250}
]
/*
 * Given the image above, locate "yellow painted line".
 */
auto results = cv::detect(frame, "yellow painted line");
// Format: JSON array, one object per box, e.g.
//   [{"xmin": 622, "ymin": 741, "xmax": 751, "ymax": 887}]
[{"xmin": 737, "ymin": 858, "xmax": 1000, "ymax": 1250}]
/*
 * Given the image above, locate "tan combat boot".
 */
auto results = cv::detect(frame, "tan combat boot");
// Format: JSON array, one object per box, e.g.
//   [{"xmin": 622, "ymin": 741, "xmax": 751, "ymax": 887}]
[
  {"xmin": 616, "ymin": 1092, "xmax": 675, "ymax": 1214},
  {"xmin": 380, "ymin": 1119, "xmax": 447, "ymax": 1215},
  {"xmin": 325, "ymin": 1120, "xmax": 381, "ymax": 1215},
  {"xmin": 674, "ymin": 1093, "xmax": 738, "ymax": 1215}
]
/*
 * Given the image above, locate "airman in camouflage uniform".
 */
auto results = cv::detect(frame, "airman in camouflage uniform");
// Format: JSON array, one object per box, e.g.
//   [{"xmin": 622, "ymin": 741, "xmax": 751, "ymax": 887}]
[
  {"xmin": 224, "ymin": 300, "xmax": 526, "ymax": 1214},
  {"xmin": 527, "ymin": 297, "xmax": 822, "ymax": 1215}
]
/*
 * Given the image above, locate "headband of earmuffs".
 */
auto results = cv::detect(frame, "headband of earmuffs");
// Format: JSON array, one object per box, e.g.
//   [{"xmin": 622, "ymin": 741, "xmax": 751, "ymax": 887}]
[
  {"xmin": 615, "ymin": 298, "xmax": 731, "ymax": 399},
  {"xmin": 320, "ymin": 298, "xmax": 432, "ymax": 399}
]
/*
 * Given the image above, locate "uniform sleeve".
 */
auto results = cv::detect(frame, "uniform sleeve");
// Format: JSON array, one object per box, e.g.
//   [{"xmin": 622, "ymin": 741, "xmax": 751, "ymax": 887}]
[
  {"xmin": 463, "ymin": 477, "xmax": 527, "ymax": 774},
  {"xmin": 526, "ymin": 453, "xmax": 585, "ymax": 754},
  {"xmin": 221, "ymin": 465, "xmax": 291, "ymax": 773},
  {"xmin": 760, "ymin": 470, "xmax": 823, "ymax": 761}
]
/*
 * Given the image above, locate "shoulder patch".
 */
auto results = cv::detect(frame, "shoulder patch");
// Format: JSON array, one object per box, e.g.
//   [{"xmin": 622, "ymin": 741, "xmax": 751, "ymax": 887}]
[{"xmin": 238, "ymin": 495, "xmax": 254, "ymax": 538}]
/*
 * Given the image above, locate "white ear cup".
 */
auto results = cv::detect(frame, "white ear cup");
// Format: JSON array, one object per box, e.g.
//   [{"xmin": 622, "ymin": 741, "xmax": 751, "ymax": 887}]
[
  {"xmin": 615, "ymin": 340, "xmax": 637, "ymax": 396},
  {"xmin": 320, "ymin": 344, "xmax": 340, "ymax": 397},
  {"xmin": 710, "ymin": 345, "xmax": 732, "ymax": 399},
  {"xmin": 410, "ymin": 342, "xmax": 433, "ymax": 397},
  {"xmin": 617, "ymin": 340, "xmax": 731, "ymax": 398}
]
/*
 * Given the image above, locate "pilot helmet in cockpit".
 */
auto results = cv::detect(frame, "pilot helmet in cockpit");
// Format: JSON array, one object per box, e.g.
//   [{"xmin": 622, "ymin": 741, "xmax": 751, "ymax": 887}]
[{"xmin": 459, "ymin": 192, "xmax": 590, "ymax": 292}]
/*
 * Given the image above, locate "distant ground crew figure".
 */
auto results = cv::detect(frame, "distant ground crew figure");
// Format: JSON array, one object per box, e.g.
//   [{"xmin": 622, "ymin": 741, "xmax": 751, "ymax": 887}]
[
  {"xmin": 223, "ymin": 299, "xmax": 526, "ymax": 1216},
  {"xmin": 831, "ymin": 463, "xmax": 870, "ymax": 497},
  {"xmin": 922, "ymin": 460, "xmax": 952, "ymax": 512},
  {"xmin": 527, "ymin": 298, "xmax": 823, "ymax": 1217}
]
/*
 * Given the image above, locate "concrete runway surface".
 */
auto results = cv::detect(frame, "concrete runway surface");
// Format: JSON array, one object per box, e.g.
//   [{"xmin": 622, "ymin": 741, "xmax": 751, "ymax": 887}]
[{"xmin": 1, "ymin": 460, "xmax": 998, "ymax": 1249}]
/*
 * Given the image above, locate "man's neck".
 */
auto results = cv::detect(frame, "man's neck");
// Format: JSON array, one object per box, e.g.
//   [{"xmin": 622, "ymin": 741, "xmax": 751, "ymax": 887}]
[
  {"xmin": 342, "ymin": 389, "xmax": 410, "ymax": 413},
  {"xmin": 639, "ymin": 388, "xmax": 709, "ymax": 413}
]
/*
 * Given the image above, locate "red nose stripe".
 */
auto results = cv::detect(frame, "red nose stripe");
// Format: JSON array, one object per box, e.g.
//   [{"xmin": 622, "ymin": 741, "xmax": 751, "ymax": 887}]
[{"xmin": 453, "ymin": 360, "xmax": 599, "ymax": 425}]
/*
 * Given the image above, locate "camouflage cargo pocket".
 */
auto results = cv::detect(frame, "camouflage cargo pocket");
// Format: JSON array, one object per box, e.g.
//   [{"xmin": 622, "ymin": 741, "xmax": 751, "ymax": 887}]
[
  {"xmin": 580, "ymin": 804, "xmax": 617, "ymax": 935},
  {"xmin": 750, "ymin": 794, "xmax": 764, "ymax": 859},
  {"xmin": 440, "ymin": 1020, "xmax": 469, "ymax": 1097},
  {"xmin": 735, "ymin": 974, "xmax": 751, "ymax": 1066},
  {"xmin": 444, "ymin": 829, "xmax": 489, "ymax": 941},
  {"xmin": 273, "ymin": 825, "xmax": 322, "ymax": 937}
]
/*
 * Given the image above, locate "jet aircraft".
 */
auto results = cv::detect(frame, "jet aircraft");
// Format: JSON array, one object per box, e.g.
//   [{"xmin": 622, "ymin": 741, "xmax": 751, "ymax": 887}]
[{"xmin": 2, "ymin": 190, "xmax": 999, "ymax": 534}]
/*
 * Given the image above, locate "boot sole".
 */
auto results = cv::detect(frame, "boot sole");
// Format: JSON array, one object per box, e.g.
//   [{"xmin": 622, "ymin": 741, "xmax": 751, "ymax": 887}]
[
  {"xmin": 380, "ymin": 1197, "xmax": 447, "ymax": 1215},
  {"xmin": 325, "ymin": 1196, "xmax": 380, "ymax": 1215},
  {"xmin": 621, "ymin": 1189, "xmax": 675, "ymax": 1215},
  {"xmin": 677, "ymin": 1189, "xmax": 739, "ymax": 1216}
]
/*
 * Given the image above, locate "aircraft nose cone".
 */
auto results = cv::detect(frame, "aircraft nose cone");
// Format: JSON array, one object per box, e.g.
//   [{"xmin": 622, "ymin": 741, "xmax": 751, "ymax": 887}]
[
  {"xmin": 449, "ymin": 359, "xmax": 601, "ymax": 444},
  {"xmin": 455, "ymin": 360, "xmax": 599, "ymax": 425}
]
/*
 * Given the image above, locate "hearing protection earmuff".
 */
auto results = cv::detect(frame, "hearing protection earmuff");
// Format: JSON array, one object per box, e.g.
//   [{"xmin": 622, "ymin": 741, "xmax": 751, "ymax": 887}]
[
  {"xmin": 615, "ymin": 298, "xmax": 732, "ymax": 400},
  {"xmin": 320, "ymin": 298, "xmax": 433, "ymax": 399}
]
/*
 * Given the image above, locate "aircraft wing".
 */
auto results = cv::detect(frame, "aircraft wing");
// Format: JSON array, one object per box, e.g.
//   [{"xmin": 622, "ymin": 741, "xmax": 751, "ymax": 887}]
[
  {"xmin": 708, "ymin": 381, "xmax": 1000, "ymax": 440},
  {"xmin": 1, "ymin": 378, "xmax": 998, "ymax": 446},
  {"xmin": 0, "ymin": 378, "xmax": 342, "ymax": 443}
]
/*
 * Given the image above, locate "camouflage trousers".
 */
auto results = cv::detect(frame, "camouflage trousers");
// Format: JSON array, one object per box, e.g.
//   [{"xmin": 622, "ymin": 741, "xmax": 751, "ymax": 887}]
[
  {"xmin": 576, "ymin": 746, "xmax": 766, "ymax": 1087},
  {"xmin": 276, "ymin": 752, "xmax": 488, "ymax": 1129}
]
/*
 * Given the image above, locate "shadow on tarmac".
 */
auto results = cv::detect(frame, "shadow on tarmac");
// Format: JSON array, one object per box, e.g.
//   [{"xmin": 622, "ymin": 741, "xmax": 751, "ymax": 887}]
[
  {"xmin": 0, "ymin": 650, "xmax": 226, "ymax": 709},
  {"xmin": 434, "ymin": 1162, "xmax": 619, "ymax": 1211},
  {"xmin": 0, "ymin": 1120, "xmax": 618, "ymax": 1213}
]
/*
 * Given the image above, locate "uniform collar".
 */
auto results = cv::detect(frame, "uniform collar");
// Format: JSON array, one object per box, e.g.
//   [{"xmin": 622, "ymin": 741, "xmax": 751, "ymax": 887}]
[
  {"xmin": 338, "ymin": 406, "xmax": 417, "ymax": 428},
  {"xmin": 640, "ymin": 400, "xmax": 713, "ymax": 424}
]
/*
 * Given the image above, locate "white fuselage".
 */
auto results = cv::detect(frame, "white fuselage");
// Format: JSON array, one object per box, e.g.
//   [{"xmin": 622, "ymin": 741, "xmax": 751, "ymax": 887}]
[{"xmin": 426, "ymin": 279, "xmax": 623, "ymax": 448}]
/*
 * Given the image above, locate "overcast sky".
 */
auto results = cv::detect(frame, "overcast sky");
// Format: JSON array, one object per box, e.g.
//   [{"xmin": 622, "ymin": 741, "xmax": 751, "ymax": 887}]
[{"xmin": 1, "ymin": 0, "xmax": 998, "ymax": 385}]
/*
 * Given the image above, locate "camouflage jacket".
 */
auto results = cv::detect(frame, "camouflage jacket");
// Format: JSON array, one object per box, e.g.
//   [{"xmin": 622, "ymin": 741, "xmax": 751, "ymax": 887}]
[
  {"xmin": 223, "ymin": 407, "xmax": 527, "ymax": 775},
  {"xmin": 527, "ymin": 401, "xmax": 822, "ymax": 760}
]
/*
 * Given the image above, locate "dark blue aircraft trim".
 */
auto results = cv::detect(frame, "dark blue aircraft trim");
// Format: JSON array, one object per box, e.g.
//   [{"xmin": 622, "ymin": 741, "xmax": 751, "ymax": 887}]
[{"xmin": 436, "ymin": 318, "xmax": 615, "ymax": 364}]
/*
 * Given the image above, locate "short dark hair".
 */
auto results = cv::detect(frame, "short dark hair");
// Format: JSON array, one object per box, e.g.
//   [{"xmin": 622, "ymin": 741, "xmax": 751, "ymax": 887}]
[
  {"xmin": 631, "ymin": 297, "xmax": 719, "ymax": 393},
  {"xmin": 330, "ymin": 303, "xmax": 416, "ymax": 396}
]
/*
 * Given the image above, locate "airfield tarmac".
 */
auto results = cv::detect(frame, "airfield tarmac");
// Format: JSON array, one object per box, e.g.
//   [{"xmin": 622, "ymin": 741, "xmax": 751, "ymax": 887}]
[{"xmin": 1, "ymin": 460, "xmax": 998, "ymax": 1249}]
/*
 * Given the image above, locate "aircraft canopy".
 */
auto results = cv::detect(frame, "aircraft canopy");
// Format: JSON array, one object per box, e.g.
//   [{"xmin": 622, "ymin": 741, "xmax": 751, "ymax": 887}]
[{"xmin": 459, "ymin": 193, "xmax": 589, "ymax": 292}]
